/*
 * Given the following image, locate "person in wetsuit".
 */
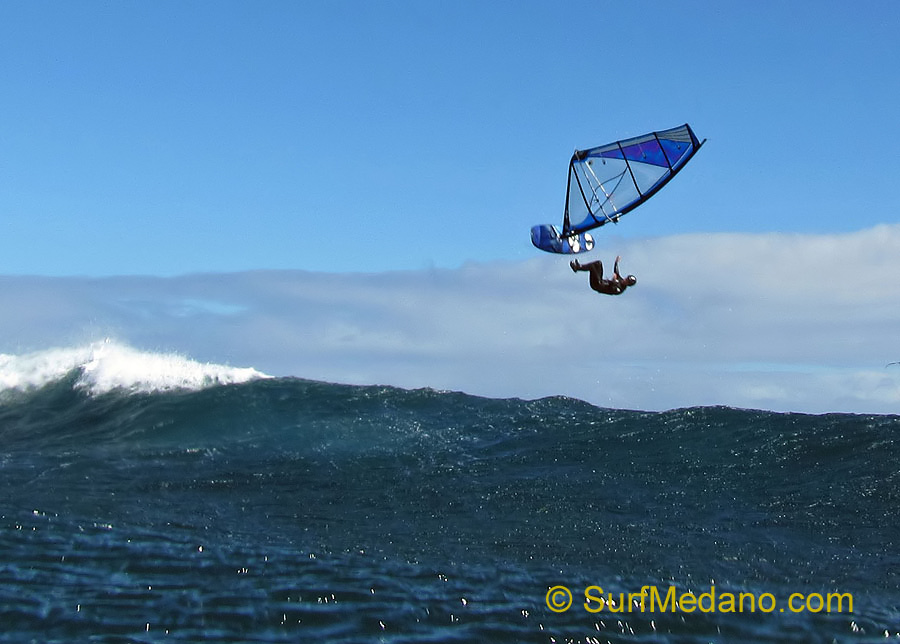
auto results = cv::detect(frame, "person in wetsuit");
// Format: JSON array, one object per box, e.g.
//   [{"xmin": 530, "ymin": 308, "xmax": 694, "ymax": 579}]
[{"xmin": 570, "ymin": 255, "xmax": 637, "ymax": 295}]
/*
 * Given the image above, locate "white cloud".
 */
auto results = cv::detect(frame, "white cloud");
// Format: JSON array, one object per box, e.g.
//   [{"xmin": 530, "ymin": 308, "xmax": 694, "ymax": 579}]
[{"xmin": 1, "ymin": 225, "xmax": 899, "ymax": 414}]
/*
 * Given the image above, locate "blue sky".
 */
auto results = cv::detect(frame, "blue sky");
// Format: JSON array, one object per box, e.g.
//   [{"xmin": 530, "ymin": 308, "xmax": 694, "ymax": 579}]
[
  {"xmin": 2, "ymin": 3, "xmax": 900, "ymax": 414},
  {"xmin": 3, "ymin": 2, "xmax": 899, "ymax": 275}
]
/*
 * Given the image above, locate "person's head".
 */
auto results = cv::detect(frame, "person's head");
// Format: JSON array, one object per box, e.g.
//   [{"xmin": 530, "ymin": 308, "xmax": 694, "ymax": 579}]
[{"xmin": 625, "ymin": 275, "xmax": 637, "ymax": 286}]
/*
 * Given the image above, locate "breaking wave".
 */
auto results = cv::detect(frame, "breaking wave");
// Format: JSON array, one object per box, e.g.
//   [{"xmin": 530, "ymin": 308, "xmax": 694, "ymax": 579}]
[{"xmin": 0, "ymin": 340, "xmax": 267, "ymax": 396}]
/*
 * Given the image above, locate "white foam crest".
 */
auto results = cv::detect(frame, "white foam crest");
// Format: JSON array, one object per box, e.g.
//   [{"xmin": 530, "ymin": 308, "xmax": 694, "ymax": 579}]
[{"xmin": 0, "ymin": 340, "xmax": 269, "ymax": 395}]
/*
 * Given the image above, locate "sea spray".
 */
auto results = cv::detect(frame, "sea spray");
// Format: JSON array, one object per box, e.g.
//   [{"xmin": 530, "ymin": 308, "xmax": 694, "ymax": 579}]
[{"xmin": 0, "ymin": 340, "xmax": 267, "ymax": 395}]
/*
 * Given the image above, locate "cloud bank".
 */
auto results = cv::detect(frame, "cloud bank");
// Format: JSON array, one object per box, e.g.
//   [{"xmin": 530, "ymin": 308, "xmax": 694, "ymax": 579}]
[{"xmin": 2, "ymin": 226, "xmax": 899, "ymax": 414}]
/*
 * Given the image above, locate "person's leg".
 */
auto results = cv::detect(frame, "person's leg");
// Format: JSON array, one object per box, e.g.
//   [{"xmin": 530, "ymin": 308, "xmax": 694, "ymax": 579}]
[
  {"xmin": 587, "ymin": 261, "xmax": 604, "ymax": 292},
  {"xmin": 572, "ymin": 260, "xmax": 602, "ymax": 272}
]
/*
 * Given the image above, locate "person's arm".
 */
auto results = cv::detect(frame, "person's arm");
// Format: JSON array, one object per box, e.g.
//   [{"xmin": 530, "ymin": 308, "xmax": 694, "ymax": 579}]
[{"xmin": 613, "ymin": 256, "xmax": 622, "ymax": 279}]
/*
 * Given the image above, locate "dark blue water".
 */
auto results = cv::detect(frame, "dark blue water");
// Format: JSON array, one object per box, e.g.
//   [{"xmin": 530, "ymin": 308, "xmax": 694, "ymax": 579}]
[{"xmin": 1, "ymin": 374, "xmax": 898, "ymax": 642}]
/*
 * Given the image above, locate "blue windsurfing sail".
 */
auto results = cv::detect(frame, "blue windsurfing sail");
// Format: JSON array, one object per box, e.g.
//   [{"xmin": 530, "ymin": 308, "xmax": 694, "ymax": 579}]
[{"xmin": 531, "ymin": 123, "xmax": 704, "ymax": 254}]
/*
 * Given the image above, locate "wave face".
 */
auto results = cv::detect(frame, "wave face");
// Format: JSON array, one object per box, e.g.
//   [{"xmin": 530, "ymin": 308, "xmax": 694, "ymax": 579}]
[{"xmin": 0, "ymin": 346, "xmax": 898, "ymax": 642}]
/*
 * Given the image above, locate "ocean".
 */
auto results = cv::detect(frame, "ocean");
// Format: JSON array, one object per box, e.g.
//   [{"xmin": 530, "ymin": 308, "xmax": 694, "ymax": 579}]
[{"xmin": 0, "ymin": 343, "xmax": 897, "ymax": 642}]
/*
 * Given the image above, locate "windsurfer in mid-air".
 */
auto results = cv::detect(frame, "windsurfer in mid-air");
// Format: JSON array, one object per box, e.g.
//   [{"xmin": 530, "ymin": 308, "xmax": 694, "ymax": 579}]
[{"xmin": 570, "ymin": 255, "xmax": 636, "ymax": 295}]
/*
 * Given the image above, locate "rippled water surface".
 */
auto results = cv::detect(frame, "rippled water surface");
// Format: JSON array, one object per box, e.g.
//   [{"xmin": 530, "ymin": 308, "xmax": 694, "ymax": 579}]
[{"xmin": 1, "ymin": 369, "xmax": 898, "ymax": 642}]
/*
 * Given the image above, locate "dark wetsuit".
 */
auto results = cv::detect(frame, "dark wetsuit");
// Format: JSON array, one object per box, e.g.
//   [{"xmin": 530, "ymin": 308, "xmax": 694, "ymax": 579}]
[{"xmin": 571, "ymin": 259, "xmax": 636, "ymax": 296}]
